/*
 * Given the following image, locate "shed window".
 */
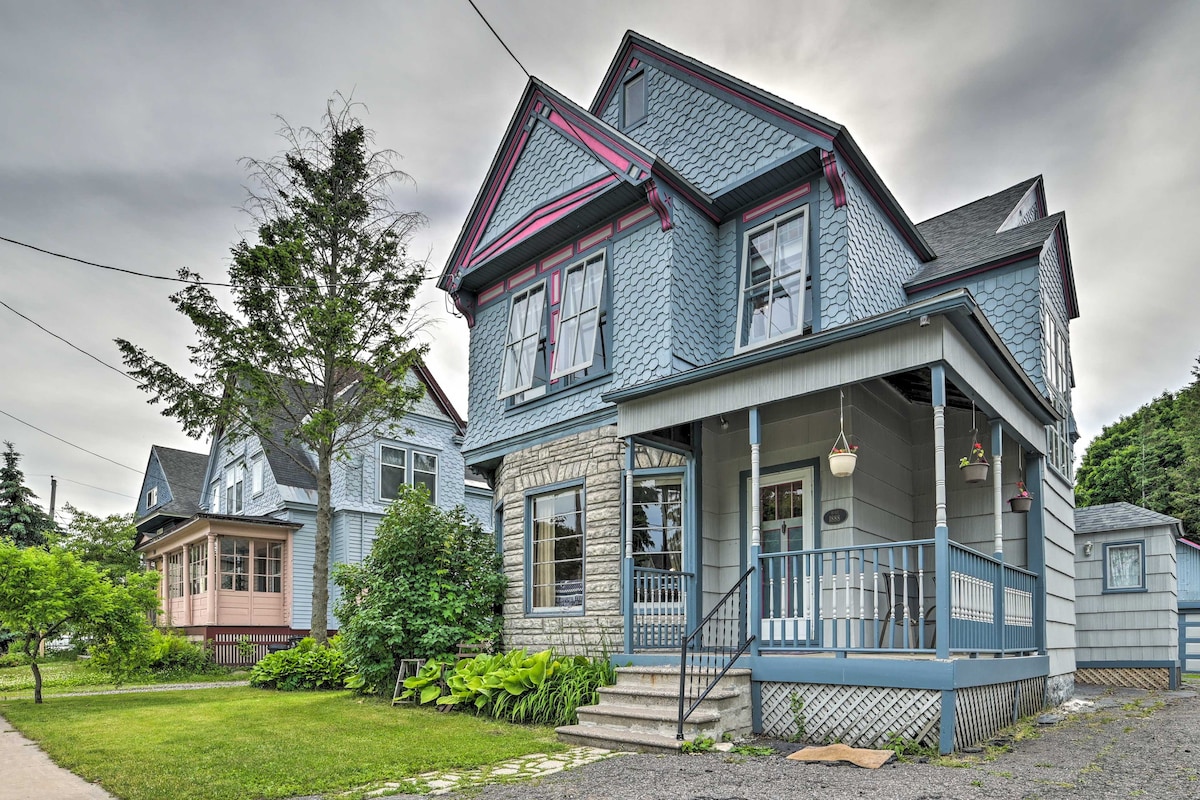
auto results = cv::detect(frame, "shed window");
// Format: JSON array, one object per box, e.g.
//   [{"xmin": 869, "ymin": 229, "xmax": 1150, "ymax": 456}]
[{"xmin": 1104, "ymin": 541, "xmax": 1145, "ymax": 592}]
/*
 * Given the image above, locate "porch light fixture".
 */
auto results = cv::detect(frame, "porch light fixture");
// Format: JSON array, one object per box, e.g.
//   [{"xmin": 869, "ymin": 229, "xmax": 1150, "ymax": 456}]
[
  {"xmin": 719, "ymin": 415, "xmax": 729, "ymax": 431},
  {"xmin": 1084, "ymin": 540, "xmax": 1094, "ymax": 558}
]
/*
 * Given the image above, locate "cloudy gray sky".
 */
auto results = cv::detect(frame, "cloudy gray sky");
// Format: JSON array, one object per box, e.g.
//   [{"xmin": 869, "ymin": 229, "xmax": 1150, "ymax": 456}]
[{"xmin": 1, "ymin": 0, "xmax": 1197, "ymax": 519}]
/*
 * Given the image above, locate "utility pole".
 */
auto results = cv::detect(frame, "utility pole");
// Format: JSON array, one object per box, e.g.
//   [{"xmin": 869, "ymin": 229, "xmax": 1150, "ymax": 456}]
[{"xmin": 49, "ymin": 475, "xmax": 57, "ymax": 522}]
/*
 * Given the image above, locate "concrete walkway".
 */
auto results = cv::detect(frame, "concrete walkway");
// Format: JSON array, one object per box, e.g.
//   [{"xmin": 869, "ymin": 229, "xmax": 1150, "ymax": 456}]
[{"xmin": 0, "ymin": 713, "xmax": 114, "ymax": 800}]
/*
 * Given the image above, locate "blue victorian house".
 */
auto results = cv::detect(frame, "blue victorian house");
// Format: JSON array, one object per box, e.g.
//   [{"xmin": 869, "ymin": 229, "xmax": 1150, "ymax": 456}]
[{"xmin": 438, "ymin": 32, "xmax": 1079, "ymax": 753}]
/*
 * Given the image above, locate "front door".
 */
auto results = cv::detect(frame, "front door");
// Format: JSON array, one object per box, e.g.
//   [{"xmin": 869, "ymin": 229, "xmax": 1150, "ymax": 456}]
[{"xmin": 751, "ymin": 466, "xmax": 817, "ymax": 644}]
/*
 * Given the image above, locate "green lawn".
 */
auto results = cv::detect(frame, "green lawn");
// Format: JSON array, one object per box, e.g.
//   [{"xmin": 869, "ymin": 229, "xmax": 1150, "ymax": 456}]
[
  {"xmin": 0, "ymin": 687, "xmax": 566, "ymax": 800},
  {"xmin": 0, "ymin": 660, "xmax": 247, "ymax": 699}
]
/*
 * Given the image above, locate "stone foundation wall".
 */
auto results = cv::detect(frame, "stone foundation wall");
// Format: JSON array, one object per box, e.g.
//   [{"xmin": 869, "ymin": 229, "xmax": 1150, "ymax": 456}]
[
  {"xmin": 495, "ymin": 425, "xmax": 624, "ymax": 654},
  {"xmin": 1045, "ymin": 672, "xmax": 1075, "ymax": 706}
]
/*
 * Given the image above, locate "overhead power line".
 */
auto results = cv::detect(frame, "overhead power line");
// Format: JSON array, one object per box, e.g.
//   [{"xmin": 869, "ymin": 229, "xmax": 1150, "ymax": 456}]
[
  {"xmin": 0, "ymin": 407, "xmax": 142, "ymax": 473},
  {"xmin": 29, "ymin": 473, "xmax": 137, "ymax": 500},
  {"xmin": 466, "ymin": 0, "xmax": 531, "ymax": 79},
  {"xmin": 0, "ymin": 234, "xmax": 414, "ymax": 290},
  {"xmin": 0, "ymin": 297, "xmax": 137, "ymax": 383}
]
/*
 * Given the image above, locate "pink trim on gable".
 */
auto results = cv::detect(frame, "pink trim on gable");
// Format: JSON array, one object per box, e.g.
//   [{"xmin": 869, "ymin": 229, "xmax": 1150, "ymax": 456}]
[
  {"xmin": 468, "ymin": 175, "xmax": 618, "ymax": 267},
  {"xmin": 595, "ymin": 45, "xmax": 835, "ymax": 144},
  {"xmin": 549, "ymin": 309, "xmax": 559, "ymax": 345},
  {"xmin": 618, "ymin": 205, "xmax": 655, "ymax": 230},
  {"xmin": 578, "ymin": 224, "xmax": 614, "ymax": 252},
  {"xmin": 1180, "ymin": 538, "xmax": 1200, "ymax": 552},
  {"xmin": 907, "ymin": 249, "xmax": 1041, "ymax": 294},
  {"xmin": 478, "ymin": 282, "xmax": 506, "ymax": 306},
  {"xmin": 457, "ymin": 127, "xmax": 531, "ymax": 273},
  {"xmin": 742, "ymin": 183, "xmax": 811, "ymax": 223},
  {"xmin": 628, "ymin": 58, "xmax": 639, "ymax": 71},
  {"xmin": 546, "ymin": 109, "xmax": 637, "ymax": 174},
  {"xmin": 506, "ymin": 265, "xmax": 537, "ymax": 291},
  {"xmin": 534, "ymin": 101, "xmax": 544, "ymax": 114},
  {"xmin": 541, "ymin": 245, "xmax": 574, "ymax": 272}
]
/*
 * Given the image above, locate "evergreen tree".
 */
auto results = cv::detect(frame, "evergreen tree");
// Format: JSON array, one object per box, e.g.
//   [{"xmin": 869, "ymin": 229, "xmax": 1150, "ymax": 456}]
[
  {"xmin": 117, "ymin": 98, "xmax": 426, "ymax": 642},
  {"xmin": 0, "ymin": 442, "xmax": 53, "ymax": 547}
]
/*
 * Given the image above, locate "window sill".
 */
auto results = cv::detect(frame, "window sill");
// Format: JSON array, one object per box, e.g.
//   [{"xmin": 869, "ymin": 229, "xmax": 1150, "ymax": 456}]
[
  {"xmin": 1101, "ymin": 586, "xmax": 1147, "ymax": 594},
  {"xmin": 525, "ymin": 608, "xmax": 586, "ymax": 618},
  {"xmin": 506, "ymin": 372, "xmax": 611, "ymax": 415}
]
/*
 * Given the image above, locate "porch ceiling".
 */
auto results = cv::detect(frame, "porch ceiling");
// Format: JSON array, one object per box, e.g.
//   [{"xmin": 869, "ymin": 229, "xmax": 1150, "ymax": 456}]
[{"xmin": 884, "ymin": 371, "xmax": 975, "ymax": 411}]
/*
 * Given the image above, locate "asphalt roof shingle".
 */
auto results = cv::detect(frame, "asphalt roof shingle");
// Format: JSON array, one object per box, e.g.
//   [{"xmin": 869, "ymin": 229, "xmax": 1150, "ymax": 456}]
[
  {"xmin": 1074, "ymin": 502, "xmax": 1182, "ymax": 535},
  {"xmin": 908, "ymin": 178, "xmax": 1062, "ymax": 288},
  {"xmin": 151, "ymin": 445, "xmax": 208, "ymax": 518}
]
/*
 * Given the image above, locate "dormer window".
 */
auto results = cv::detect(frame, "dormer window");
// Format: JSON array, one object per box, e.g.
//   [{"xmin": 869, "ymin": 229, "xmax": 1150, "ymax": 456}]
[
  {"xmin": 146, "ymin": 486, "xmax": 158, "ymax": 510},
  {"xmin": 736, "ymin": 207, "xmax": 810, "ymax": 350},
  {"xmin": 622, "ymin": 71, "xmax": 646, "ymax": 128}
]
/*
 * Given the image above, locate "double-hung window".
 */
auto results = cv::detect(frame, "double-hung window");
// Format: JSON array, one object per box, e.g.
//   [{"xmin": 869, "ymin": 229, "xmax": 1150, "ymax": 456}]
[
  {"xmin": 251, "ymin": 455, "xmax": 264, "ymax": 496},
  {"xmin": 529, "ymin": 486, "xmax": 584, "ymax": 613},
  {"xmin": 146, "ymin": 486, "xmax": 158, "ymax": 510},
  {"xmin": 379, "ymin": 444, "xmax": 438, "ymax": 503},
  {"xmin": 737, "ymin": 208, "xmax": 810, "ymax": 350},
  {"xmin": 188, "ymin": 542, "xmax": 207, "ymax": 594},
  {"xmin": 499, "ymin": 283, "xmax": 547, "ymax": 400},
  {"xmin": 622, "ymin": 71, "xmax": 646, "ymax": 128},
  {"xmin": 225, "ymin": 467, "xmax": 245, "ymax": 514},
  {"xmin": 552, "ymin": 253, "xmax": 606, "ymax": 379},
  {"xmin": 1043, "ymin": 310, "xmax": 1073, "ymax": 477}
]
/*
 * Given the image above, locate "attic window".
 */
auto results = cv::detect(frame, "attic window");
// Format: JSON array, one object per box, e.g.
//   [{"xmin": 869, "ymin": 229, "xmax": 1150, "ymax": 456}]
[
  {"xmin": 146, "ymin": 486, "xmax": 158, "ymax": 509},
  {"xmin": 622, "ymin": 71, "xmax": 646, "ymax": 128}
]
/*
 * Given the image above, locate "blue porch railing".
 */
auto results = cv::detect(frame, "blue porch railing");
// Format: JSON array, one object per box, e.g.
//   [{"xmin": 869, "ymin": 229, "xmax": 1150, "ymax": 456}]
[
  {"xmin": 755, "ymin": 540, "xmax": 1038, "ymax": 655},
  {"xmin": 631, "ymin": 566, "xmax": 693, "ymax": 650}
]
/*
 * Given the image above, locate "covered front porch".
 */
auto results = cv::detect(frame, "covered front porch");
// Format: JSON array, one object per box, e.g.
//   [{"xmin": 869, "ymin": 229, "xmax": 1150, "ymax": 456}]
[{"xmin": 605, "ymin": 303, "xmax": 1059, "ymax": 750}]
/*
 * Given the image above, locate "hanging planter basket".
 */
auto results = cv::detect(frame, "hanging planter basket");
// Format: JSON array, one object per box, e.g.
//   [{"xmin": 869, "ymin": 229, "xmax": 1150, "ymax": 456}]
[
  {"xmin": 961, "ymin": 461, "xmax": 989, "ymax": 483},
  {"xmin": 828, "ymin": 392, "xmax": 858, "ymax": 477},
  {"xmin": 1009, "ymin": 496, "xmax": 1032, "ymax": 513}
]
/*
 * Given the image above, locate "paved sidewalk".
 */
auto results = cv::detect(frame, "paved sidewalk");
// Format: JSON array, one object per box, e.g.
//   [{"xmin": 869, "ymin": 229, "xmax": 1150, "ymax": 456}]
[{"xmin": 0, "ymin": 713, "xmax": 114, "ymax": 800}]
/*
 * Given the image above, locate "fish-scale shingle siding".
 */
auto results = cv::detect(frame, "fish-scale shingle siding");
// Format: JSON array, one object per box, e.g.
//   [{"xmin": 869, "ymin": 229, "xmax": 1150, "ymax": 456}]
[
  {"xmin": 610, "ymin": 220, "xmax": 673, "ymax": 391},
  {"xmin": 670, "ymin": 201, "xmax": 724, "ymax": 368},
  {"xmin": 970, "ymin": 264, "xmax": 1043, "ymax": 384},
  {"xmin": 818, "ymin": 179, "xmax": 851, "ymax": 330},
  {"xmin": 842, "ymin": 169, "xmax": 919, "ymax": 320},
  {"xmin": 461, "ymin": 296, "xmax": 613, "ymax": 455},
  {"xmin": 600, "ymin": 64, "xmax": 806, "ymax": 195},
  {"xmin": 479, "ymin": 122, "xmax": 608, "ymax": 248}
]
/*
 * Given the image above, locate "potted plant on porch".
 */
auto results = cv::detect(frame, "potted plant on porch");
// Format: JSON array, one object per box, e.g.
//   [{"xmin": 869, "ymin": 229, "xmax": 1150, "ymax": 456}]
[
  {"xmin": 959, "ymin": 440, "xmax": 989, "ymax": 483},
  {"xmin": 828, "ymin": 389, "xmax": 858, "ymax": 478},
  {"xmin": 1009, "ymin": 481, "xmax": 1033, "ymax": 513}
]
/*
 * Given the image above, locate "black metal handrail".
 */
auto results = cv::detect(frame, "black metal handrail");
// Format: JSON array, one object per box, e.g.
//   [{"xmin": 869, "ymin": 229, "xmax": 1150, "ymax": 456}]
[{"xmin": 676, "ymin": 567, "xmax": 755, "ymax": 740}]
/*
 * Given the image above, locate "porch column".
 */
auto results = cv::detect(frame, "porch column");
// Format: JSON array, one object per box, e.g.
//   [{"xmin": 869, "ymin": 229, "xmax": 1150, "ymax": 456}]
[
  {"xmin": 991, "ymin": 421, "xmax": 1004, "ymax": 559},
  {"xmin": 182, "ymin": 544, "xmax": 192, "ymax": 627},
  {"xmin": 991, "ymin": 420, "xmax": 1005, "ymax": 655},
  {"xmin": 748, "ymin": 407, "xmax": 762, "ymax": 657},
  {"xmin": 623, "ymin": 437, "xmax": 634, "ymax": 655},
  {"xmin": 207, "ymin": 533, "xmax": 218, "ymax": 626},
  {"xmin": 931, "ymin": 366, "xmax": 950, "ymax": 661}
]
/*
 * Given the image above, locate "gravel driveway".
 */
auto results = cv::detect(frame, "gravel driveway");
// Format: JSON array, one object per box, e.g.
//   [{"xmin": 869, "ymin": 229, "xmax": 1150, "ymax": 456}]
[{"xmin": 454, "ymin": 681, "xmax": 1200, "ymax": 800}]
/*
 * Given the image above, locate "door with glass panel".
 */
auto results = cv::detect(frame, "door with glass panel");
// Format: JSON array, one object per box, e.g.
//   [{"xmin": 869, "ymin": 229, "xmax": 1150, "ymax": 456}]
[
  {"xmin": 753, "ymin": 467, "xmax": 816, "ymax": 645},
  {"xmin": 631, "ymin": 475, "xmax": 687, "ymax": 648}
]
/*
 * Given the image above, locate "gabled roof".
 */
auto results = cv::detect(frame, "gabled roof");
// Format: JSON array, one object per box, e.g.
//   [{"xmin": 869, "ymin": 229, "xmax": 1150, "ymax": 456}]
[
  {"xmin": 148, "ymin": 445, "xmax": 207, "ymax": 518},
  {"xmin": 588, "ymin": 31, "xmax": 935, "ymax": 261},
  {"xmin": 908, "ymin": 177, "xmax": 1079, "ymax": 319},
  {"xmin": 1074, "ymin": 502, "xmax": 1182, "ymax": 535}
]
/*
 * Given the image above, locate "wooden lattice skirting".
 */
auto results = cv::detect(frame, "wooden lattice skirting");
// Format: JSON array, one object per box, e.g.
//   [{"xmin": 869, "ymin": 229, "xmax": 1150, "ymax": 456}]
[
  {"xmin": 954, "ymin": 677, "xmax": 1044, "ymax": 750},
  {"xmin": 1076, "ymin": 667, "xmax": 1170, "ymax": 690},
  {"xmin": 759, "ymin": 682, "xmax": 941, "ymax": 748}
]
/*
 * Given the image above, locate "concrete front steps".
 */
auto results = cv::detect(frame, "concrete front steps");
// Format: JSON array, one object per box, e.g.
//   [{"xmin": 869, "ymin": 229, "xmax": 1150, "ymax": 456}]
[{"xmin": 556, "ymin": 665, "xmax": 752, "ymax": 753}]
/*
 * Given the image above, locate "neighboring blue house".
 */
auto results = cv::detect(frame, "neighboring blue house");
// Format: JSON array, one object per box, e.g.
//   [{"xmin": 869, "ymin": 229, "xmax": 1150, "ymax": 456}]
[
  {"xmin": 1073, "ymin": 503, "xmax": 1182, "ymax": 689},
  {"xmin": 134, "ymin": 363, "xmax": 490, "ymax": 663},
  {"xmin": 1179, "ymin": 537, "xmax": 1200, "ymax": 674},
  {"xmin": 438, "ymin": 32, "xmax": 1082, "ymax": 753}
]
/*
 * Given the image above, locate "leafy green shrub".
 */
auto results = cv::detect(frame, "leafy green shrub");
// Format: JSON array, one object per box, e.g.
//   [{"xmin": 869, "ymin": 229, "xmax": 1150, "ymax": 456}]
[
  {"xmin": 0, "ymin": 651, "xmax": 30, "ymax": 668},
  {"xmin": 144, "ymin": 629, "xmax": 219, "ymax": 676},
  {"xmin": 401, "ymin": 649, "xmax": 615, "ymax": 727},
  {"xmin": 334, "ymin": 486, "xmax": 505, "ymax": 694},
  {"xmin": 249, "ymin": 637, "xmax": 350, "ymax": 690}
]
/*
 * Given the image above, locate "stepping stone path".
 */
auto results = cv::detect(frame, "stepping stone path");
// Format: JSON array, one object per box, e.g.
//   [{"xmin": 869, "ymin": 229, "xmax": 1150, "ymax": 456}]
[{"xmin": 360, "ymin": 746, "xmax": 618, "ymax": 797}]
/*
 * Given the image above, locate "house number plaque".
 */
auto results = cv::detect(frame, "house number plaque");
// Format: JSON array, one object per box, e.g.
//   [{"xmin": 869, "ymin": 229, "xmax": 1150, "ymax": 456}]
[{"xmin": 823, "ymin": 508, "xmax": 848, "ymax": 525}]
